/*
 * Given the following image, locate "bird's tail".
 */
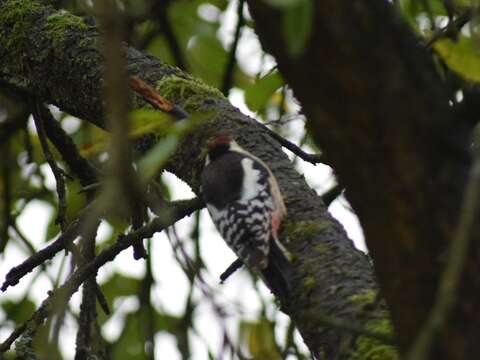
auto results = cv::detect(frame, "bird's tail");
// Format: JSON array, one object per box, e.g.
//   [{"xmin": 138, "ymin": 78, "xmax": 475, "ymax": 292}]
[{"xmin": 261, "ymin": 238, "xmax": 292, "ymax": 304}]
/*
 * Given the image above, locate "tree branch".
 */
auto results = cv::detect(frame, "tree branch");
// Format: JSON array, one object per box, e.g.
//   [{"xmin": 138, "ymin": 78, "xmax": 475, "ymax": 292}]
[
  {"xmin": 32, "ymin": 99, "xmax": 68, "ymax": 231},
  {"xmin": 0, "ymin": 197, "xmax": 200, "ymax": 353},
  {"xmin": 221, "ymin": 0, "xmax": 245, "ymax": 95},
  {"xmin": 1, "ymin": 214, "xmax": 83, "ymax": 291}
]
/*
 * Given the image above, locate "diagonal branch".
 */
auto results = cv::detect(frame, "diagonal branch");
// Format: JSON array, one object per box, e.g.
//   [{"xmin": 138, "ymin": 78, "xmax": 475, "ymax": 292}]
[{"xmin": 1, "ymin": 214, "xmax": 83, "ymax": 292}]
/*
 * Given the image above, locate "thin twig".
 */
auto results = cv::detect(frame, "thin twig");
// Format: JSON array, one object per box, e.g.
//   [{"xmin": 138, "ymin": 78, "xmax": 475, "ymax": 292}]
[
  {"xmin": 139, "ymin": 240, "xmax": 155, "ymax": 360},
  {"xmin": 321, "ymin": 184, "xmax": 343, "ymax": 207},
  {"xmin": 264, "ymin": 113, "xmax": 304, "ymax": 127},
  {"xmin": 425, "ymin": 7, "xmax": 475, "ymax": 49},
  {"xmin": 0, "ymin": 203, "xmax": 96, "ymax": 292},
  {"xmin": 1, "ymin": 219, "xmax": 80, "ymax": 291},
  {"xmin": 0, "ymin": 197, "xmax": 201, "ymax": 353},
  {"xmin": 258, "ymin": 122, "xmax": 325, "ymax": 165},
  {"xmin": 155, "ymin": 3, "xmax": 187, "ymax": 70},
  {"xmin": 32, "ymin": 99, "xmax": 68, "ymax": 231},
  {"xmin": 221, "ymin": 0, "xmax": 245, "ymax": 95},
  {"xmin": 165, "ymin": 220, "xmax": 245, "ymax": 359},
  {"xmin": 10, "ymin": 222, "xmax": 58, "ymax": 288},
  {"xmin": 40, "ymin": 104, "xmax": 98, "ymax": 187},
  {"xmin": 67, "ymin": 242, "xmax": 110, "ymax": 315},
  {"xmin": 406, "ymin": 154, "xmax": 480, "ymax": 359}
]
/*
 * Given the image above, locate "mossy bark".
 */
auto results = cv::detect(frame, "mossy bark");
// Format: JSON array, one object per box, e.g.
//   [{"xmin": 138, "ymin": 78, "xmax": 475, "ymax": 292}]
[{"xmin": 0, "ymin": 0, "xmax": 397, "ymax": 358}]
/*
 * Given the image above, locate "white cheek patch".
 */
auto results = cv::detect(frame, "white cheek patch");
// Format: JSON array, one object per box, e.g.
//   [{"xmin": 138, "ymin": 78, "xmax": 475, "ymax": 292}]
[{"xmin": 240, "ymin": 158, "xmax": 263, "ymax": 201}]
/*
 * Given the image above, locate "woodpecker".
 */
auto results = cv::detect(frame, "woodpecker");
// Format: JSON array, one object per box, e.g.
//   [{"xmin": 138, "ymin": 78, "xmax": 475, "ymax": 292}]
[{"xmin": 201, "ymin": 134, "xmax": 292, "ymax": 297}]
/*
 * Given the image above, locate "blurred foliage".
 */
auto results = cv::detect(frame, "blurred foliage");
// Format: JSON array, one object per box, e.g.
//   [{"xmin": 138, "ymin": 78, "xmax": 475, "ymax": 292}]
[
  {"xmin": 240, "ymin": 318, "xmax": 282, "ymax": 360},
  {"xmin": 398, "ymin": 0, "xmax": 480, "ymax": 83},
  {"xmin": 1, "ymin": 298, "xmax": 36, "ymax": 325}
]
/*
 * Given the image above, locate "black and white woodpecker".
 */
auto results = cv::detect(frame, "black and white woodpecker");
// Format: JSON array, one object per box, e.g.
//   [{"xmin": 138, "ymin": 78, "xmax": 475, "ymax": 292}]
[{"xmin": 201, "ymin": 134, "xmax": 292, "ymax": 297}]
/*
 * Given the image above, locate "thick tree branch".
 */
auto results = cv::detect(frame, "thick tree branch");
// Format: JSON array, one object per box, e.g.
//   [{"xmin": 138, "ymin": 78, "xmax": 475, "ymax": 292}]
[{"xmin": 0, "ymin": 1, "xmax": 393, "ymax": 357}]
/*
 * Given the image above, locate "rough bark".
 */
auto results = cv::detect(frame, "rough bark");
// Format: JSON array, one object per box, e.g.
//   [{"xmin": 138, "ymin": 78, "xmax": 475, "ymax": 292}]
[
  {"xmin": 0, "ymin": 0, "xmax": 396, "ymax": 358},
  {"xmin": 246, "ymin": 1, "xmax": 480, "ymax": 358}
]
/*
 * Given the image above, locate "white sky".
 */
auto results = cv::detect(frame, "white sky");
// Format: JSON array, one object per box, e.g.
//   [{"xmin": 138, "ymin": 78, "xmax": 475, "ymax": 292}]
[{"xmin": 0, "ymin": 1, "xmax": 366, "ymax": 358}]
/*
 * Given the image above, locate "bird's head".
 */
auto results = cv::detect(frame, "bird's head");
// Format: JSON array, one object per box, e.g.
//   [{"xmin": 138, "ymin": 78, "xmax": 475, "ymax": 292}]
[
  {"xmin": 206, "ymin": 133, "xmax": 233, "ymax": 151},
  {"xmin": 205, "ymin": 133, "xmax": 240, "ymax": 165}
]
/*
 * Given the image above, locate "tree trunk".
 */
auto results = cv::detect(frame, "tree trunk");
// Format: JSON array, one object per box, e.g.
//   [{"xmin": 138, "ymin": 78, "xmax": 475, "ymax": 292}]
[{"xmin": 246, "ymin": 1, "xmax": 480, "ymax": 358}]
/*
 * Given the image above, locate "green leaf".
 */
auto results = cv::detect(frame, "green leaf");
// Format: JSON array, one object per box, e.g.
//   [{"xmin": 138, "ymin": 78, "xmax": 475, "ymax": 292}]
[
  {"xmin": 45, "ymin": 209, "xmax": 59, "ymax": 242},
  {"xmin": 1, "ymin": 298, "xmax": 36, "ymax": 325},
  {"xmin": 146, "ymin": 33, "xmax": 176, "ymax": 65},
  {"xmin": 434, "ymin": 36, "xmax": 480, "ymax": 83},
  {"xmin": 136, "ymin": 112, "xmax": 211, "ymax": 183},
  {"xmin": 138, "ymin": 135, "xmax": 179, "ymax": 183},
  {"xmin": 129, "ymin": 108, "xmax": 175, "ymax": 138},
  {"xmin": 64, "ymin": 179, "xmax": 87, "ymax": 226},
  {"xmin": 239, "ymin": 318, "xmax": 282, "ymax": 360},
  {"xmin": 101, "ymin": 273, "xmax": 142, "ymax": 301},
  {"xmin": 110, "ymin": 312, "xmax": 144, "ymax": 360},
  {"xmin": 283, "ymin": 0, "xmax": 313, "ymax": 57},
  {"xmin": 187, "ymin": 33, "xmax": 228, "ymax": 86},
  {"xmin": 244, "ymin": 72, "xmax": 284, "ymax": 112}
]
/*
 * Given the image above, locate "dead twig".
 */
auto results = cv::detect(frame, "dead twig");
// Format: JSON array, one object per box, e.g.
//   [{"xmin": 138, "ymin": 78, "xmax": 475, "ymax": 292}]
[
  {"xmin": 258, "ymin": 122, "xmax": 325, "ymax": 165},
  {"xmin": 131, "ymin": 76, "xmax": 188, "ymax": 119}
]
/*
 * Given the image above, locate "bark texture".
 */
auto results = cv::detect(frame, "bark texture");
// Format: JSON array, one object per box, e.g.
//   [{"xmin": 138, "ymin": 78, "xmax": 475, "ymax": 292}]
[
  {"xmin": 0, "ymin": 0, "xmax": 396, "ymax": 358},
  {"xmin": 246, "ymin": 1, "xmax": 480, "ymax": 358}
]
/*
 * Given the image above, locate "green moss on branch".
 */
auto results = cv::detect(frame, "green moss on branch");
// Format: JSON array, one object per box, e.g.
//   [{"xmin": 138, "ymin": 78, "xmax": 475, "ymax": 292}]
[
  {"xmin": 350, "ymin": 319, "xmax": 398, "ymax": 360},
  {"xmin": 0, "ymin": 0, "xmax": 42, "ymax": 65},
  {"xmin": 45, "ymin": 10, "xmax": 91, "ymax": 48},
  {"xmin": 155, "ymin": 75, "xmax": 224, "ymax": 112},
  {"xmin": 283, "ymin": 219, "xmax": 330, "ymax": 242}
]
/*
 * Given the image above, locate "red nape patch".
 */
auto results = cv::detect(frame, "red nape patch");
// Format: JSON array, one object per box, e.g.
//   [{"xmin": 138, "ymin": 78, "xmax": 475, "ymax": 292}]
[{"xmin": 207, "ymin": 133, "xmax": 233, "ymax": 149}]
